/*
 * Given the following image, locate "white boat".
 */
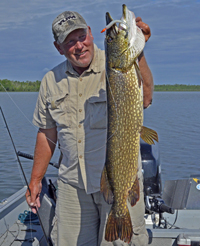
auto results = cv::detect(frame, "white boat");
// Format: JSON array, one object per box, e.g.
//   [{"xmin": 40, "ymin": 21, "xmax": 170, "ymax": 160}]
[
  {"xmin": 1, "ymin": 143, "xmax": 200, "ymax": 246},
  {"xmin": 0, "ymin": 172, "xmax": 57, "ymax": 246}
]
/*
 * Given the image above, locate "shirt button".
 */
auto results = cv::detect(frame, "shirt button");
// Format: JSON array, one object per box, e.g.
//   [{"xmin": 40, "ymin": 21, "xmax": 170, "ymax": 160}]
[
  {"xmin": 80, "ymin": 78, "xmax": 83, "ymax": 81},
  {"xmin": 79, "ymin": 109, "xmax": 82, "ymax": 112},
  {"xmin": 78, "ymin": 124, "xmax": 81, "ymax": 128},
  {"xmin": 78, "ymin": 140, "xmax": 81, "ymax": 143},
  {"xmin": 79, "ymin": 93, "xmax": 82, "ymax": 97},
  {"xmin": 79, "ymin": 155, "xmax": 83, "ymax": 159}
]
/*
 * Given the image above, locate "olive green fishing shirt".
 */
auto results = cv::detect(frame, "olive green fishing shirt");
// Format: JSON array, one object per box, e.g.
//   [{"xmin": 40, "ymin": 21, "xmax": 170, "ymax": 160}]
[{"xmin": 33, "ymin": 44, "xmax": 107, "ymax": 194}]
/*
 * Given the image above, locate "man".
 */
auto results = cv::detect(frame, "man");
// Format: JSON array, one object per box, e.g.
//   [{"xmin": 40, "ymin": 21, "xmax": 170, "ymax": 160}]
[{"xmin": 26, "ymin": 10, "xmax": 153, "ymax": 246}]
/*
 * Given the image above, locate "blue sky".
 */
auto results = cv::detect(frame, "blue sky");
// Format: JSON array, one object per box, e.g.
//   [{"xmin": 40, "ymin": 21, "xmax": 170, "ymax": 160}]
[{"xmin": 0, "ymin": 0, "xmax": 199, "ymax": 85}]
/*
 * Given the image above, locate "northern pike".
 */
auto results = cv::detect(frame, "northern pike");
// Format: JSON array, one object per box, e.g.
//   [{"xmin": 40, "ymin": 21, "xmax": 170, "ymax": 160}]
[{"xmin": 100, "ymin": 4, "xmax": 158, "ymax": 243}]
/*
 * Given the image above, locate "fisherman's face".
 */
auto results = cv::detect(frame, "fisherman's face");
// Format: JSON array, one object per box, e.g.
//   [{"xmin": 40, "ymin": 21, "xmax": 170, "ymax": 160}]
[{"xmin": 54, "ymin": 27, "xmax": 94, "ymax": 75}]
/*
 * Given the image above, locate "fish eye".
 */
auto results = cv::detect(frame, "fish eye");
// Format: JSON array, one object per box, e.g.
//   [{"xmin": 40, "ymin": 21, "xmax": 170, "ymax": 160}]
[{"xmin": 107, "ymin": 37, "xmax": 113, "ymax": 43}]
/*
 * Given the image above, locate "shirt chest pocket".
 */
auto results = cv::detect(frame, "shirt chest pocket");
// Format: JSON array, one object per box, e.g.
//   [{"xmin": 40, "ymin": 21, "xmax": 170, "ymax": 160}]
[
  {"xmin": 46, "ymin": 93, "xmax": 71, "ymax": 127},
  {"xmin": 88, "ymin": 92, "xmax": 107, "ymax": 129}
]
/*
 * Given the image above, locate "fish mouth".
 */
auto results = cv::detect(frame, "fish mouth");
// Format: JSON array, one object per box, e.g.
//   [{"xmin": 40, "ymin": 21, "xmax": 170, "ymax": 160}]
[
  {"xmin": 105, "ymin": 4, "xmax": 129, "ymax": 39},
  {"xmin": 104, "ymin": 5, "xmax": 145, "ymax": 68}
]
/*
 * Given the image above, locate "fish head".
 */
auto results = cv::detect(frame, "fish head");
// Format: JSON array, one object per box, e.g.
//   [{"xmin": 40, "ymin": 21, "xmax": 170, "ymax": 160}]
[{"xmin": 104, "ymin": 4, "xmax": 145, "ymax": 70}]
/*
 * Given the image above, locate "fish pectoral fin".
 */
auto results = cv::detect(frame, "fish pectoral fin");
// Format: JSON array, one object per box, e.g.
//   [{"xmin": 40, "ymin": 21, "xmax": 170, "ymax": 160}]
[
  {"xmin": 140, "ymin": 126, "xmax": 159, "ymax": 145},
  {"xmin": 100, "ymin": 166, "xmax": 114, "ymax": 204},
  {"xmin": 134, "ymin": 61, "xmax": 143, "ymax": 86},
  {"xmin": 128, "ymin": 176, "xmax": 140, "ymax": 206}
]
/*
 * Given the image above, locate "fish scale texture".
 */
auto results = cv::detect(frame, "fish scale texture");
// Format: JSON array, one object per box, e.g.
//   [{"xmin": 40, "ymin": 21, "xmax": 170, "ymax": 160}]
[
  {"xmin": 105, "ymin": 65, "xmax": 143, "ymax": 242},
  {"xmin": 106, "ymin": 67, "xmax": 143, "ymax": 212}
]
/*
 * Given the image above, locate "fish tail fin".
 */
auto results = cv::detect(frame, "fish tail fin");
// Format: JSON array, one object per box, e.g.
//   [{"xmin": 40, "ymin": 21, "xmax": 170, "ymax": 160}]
[
  {"xmin": 140, "ymin": 126, "xmax": 159, "ymax": 145},
  {"xmin": 105, "ymin": 207, "xmax": 133, "ymax": 243},
  {"xmin": 128, "ymin": 176, "xmax": 140, "ymax": 206}
]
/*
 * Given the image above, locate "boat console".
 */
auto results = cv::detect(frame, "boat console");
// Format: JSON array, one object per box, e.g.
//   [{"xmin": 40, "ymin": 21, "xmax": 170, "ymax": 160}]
[{"xmin": 141, "ymin": 142, "xmax": 200, "ymax": 246}]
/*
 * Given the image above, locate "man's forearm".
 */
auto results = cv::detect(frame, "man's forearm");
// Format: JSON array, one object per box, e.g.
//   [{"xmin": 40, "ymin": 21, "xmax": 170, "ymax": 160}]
[
  {"xmin": 30, "ymin": 128, "xmax": 57, "ymax": 183},
  {"xmin": 138, "ymin": 52, "xmax": 154, "ymax": 109}
]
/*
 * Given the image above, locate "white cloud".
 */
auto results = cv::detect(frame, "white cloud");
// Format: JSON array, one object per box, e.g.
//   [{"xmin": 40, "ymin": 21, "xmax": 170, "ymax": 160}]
[{"xmin": 43, "ymin": 68, "xmax": 50, "ymax": 73}]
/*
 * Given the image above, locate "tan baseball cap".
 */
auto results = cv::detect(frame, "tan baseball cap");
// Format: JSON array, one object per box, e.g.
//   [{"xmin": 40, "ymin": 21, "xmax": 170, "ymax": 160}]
[{"xmin": 52, "ymin": 11, "xmax": 88, "ymax": 43}]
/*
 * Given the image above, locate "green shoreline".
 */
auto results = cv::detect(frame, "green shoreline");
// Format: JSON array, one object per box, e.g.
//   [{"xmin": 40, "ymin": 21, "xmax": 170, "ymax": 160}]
[
  {"xmin": 154, "ymin": 84, "xmax": 200, "ymax": 91},
  {"xmin": 0, "ymin": 79, "xmax": 200, "ymax": 92}
]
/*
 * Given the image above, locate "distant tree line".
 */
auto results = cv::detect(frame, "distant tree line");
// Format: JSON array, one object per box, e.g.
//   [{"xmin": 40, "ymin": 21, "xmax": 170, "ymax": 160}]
[
  {"xmin": 154, "ymin": 84, "xmax": 200, "ymax": 91},
  {"xmin": 0, "ymin": 79, "xmax": 200, "ymax": 92},
  {"xmin": 0, "ymin": 79, "xmax": 41, "ymax": 92}
]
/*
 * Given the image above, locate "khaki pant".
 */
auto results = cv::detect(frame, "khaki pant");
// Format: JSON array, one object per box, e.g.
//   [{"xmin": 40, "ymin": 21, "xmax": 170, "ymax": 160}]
[{"xmin": 51, "ymin": 176, "xmax": 148, "ymax": 246}]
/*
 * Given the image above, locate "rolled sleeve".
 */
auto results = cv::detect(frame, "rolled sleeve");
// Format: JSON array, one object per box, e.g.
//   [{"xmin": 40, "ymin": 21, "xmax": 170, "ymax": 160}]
[{"xmin": 32, "ymin": 76, "xmax": 56, "ymax": 129}]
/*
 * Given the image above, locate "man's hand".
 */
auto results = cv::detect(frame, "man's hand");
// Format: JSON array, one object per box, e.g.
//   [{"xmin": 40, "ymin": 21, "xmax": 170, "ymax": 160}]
[
  {"xmin": 136, "ymin": 17, "xmax": 151, "ymax": 42},
  {"xmin": 25, "ymin": 127, "xmax": 57, "ymax": 213},
  {"xmin": 25, "ymin": 181, "xmax": 42, "ymax": 214},
  {"xmin": 136, "ymin": 17, "xmax": 154, "ymax": 108}
]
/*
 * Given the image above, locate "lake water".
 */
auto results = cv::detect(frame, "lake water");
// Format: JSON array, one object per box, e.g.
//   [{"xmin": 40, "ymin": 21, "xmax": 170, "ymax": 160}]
[{"xmin": 0, "ymin": 91, "xmax": 200, "ymax": 201}]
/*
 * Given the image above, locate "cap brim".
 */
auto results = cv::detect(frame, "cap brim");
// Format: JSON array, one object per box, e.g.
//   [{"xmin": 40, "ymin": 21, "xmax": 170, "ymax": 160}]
[{"xmin": 58, "ymin": 24, "xmax": 88, "ymax": 43}]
